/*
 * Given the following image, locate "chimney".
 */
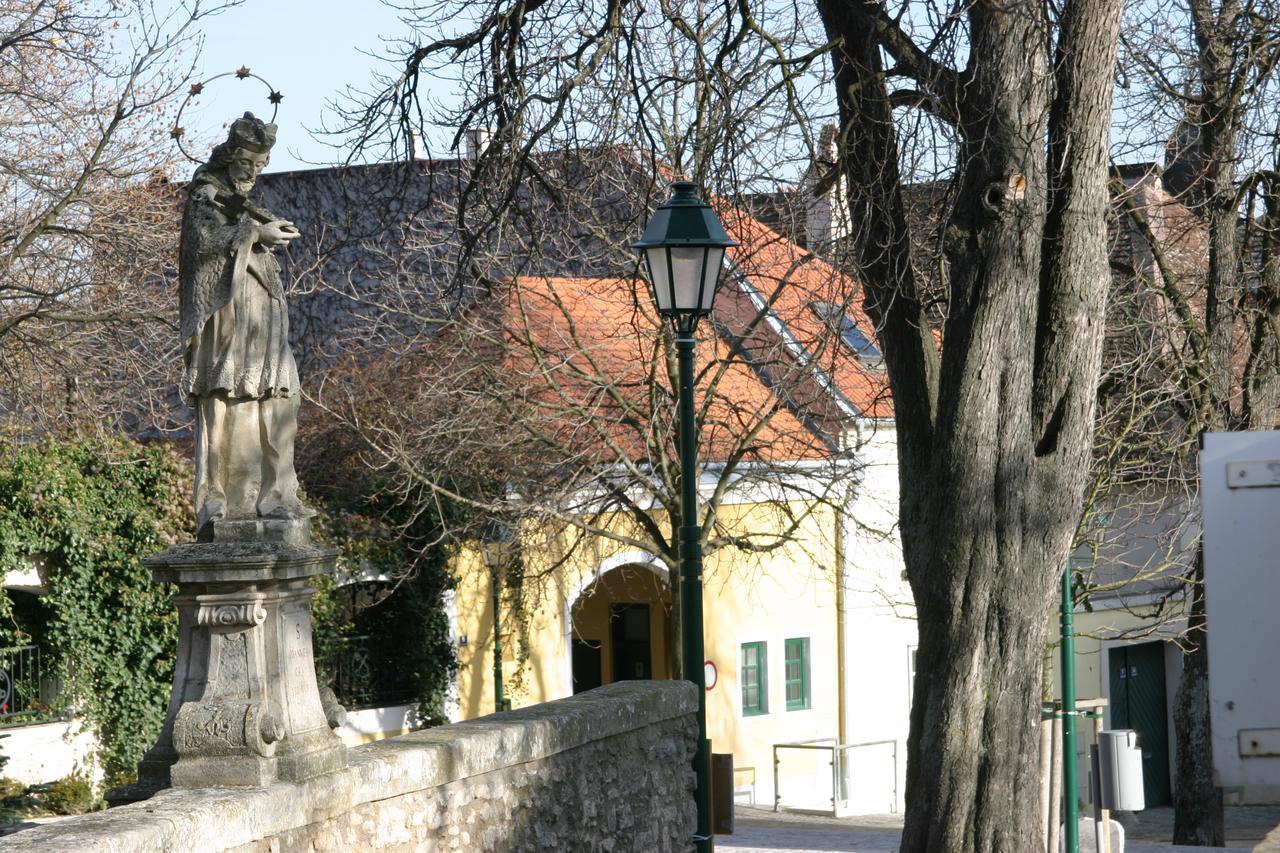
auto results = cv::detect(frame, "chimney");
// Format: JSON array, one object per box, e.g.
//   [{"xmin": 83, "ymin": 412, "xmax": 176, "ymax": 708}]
[
  {"xmin": 804, "ymin": 124, "xmax": 849, "ymax": 248},
  {"xmin": 410, "ymin": 131, "xmax": 428, "ymax": 160},
  {"xmin": 817, "ymin": 124, "xmax": 839, "ymax": 167},
  {"xmin": 1163, "ymin": 117, "xmax": 1205, "ymax": 207},
  {"xmin": 464, "ymin": 128, "xmax": 493, "ymax": 161}
]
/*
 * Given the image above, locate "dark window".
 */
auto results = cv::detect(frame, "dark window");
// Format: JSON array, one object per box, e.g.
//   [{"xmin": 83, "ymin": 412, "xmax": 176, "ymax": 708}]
[
  {"xmin": 572, "ymin": 640, "xmax": 603, "ymax": 693},
  {"xmin": 610, "ymin": 603, "xmax": 652, "ymax": 681},
  {"xmin": 809, "ymin": 301, "xmax": 883, "ymax": 365}
]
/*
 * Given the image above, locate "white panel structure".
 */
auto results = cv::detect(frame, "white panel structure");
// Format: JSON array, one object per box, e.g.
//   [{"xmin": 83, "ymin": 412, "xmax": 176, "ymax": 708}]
[{"xmin": 1200, "ymin": 431, "xmax": 1280, "ymax": 803}]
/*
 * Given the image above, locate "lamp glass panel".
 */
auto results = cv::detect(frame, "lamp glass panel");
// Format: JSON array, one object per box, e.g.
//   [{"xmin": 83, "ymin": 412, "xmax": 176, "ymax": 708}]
[
  {"xmin": 698, "ymin": 247, "xmax": 726, "ymax": 312},
  {"xmin": 643, "ymin": 248, "xmax": 672, "ymax": 311},
  {"xmin": 669, "ymin": 246, "xmax": 706, "ymax": 312}
]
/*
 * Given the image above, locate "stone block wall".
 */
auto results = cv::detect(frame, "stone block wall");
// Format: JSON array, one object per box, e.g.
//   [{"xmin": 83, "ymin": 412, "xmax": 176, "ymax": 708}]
[{"xmin": 1, "ymin": 681, "xmax": 697, "ymax": 853}]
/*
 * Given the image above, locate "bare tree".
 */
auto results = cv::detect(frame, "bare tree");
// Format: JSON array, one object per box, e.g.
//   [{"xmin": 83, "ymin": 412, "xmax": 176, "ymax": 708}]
[
  {"xmin": 1103, "ymin": 0, "xmax": 1280, "ymax": 841},
  {"xmin": 0, "ymin": 0, "xmax": 234, "ymax": 434},
  {"xmin": 300, "ymin": 147, "xmax": 890, "ymax": 672},
  {"xmin": 336, "ymin": 0, "xmax": 1130, "ymax": 847},
  {"xmin": 817, "ymin": 0, "xmax": 1123, "ymax": 848}
]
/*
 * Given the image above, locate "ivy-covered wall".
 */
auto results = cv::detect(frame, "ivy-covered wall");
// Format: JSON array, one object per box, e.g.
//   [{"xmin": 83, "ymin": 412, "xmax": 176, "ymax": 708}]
[
  {"xmin": 0, "ymin": 431, "xmax": 460, "ymax": 785},
  {"xmin": 0, "ymin": 435, "xmax": 187, "ymax": 783},
  {"xmin": 307, "ymin": 482, "xmax": 459, "ymax": 728}
]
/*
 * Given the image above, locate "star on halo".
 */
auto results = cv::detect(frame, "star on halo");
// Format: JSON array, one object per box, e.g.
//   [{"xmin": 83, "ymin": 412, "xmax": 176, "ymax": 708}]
[
  {"xmin": 235, "ymin": 66, "xmax": 251, "ymax": 79},
  {"xmin": 268, "ymin": 90, "xmax": 283, "ymax": 105}
]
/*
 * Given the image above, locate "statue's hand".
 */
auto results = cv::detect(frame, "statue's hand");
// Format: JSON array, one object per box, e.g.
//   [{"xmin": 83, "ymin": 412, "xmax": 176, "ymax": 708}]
[{"xmin": 257, "ymin": 219, "xmax": 301, "ymax": 247}]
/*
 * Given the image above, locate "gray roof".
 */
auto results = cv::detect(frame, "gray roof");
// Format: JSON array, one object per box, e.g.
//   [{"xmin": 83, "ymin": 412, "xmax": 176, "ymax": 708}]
[{"xmin": 254, "ymin": 150, "xmax": 666, "ymax": 370}]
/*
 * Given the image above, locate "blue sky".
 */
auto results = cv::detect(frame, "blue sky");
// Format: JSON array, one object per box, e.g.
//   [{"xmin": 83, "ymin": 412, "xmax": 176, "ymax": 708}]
[{"xmin": 174, "ymin": 0, "xmax": 421, "ymax": 174}]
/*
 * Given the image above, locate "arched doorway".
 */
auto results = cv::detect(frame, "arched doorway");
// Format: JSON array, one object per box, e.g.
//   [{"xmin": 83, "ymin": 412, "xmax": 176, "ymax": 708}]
[{"xmin": 568, "ymin": 562, "xmax": 673, "ymax": 694}]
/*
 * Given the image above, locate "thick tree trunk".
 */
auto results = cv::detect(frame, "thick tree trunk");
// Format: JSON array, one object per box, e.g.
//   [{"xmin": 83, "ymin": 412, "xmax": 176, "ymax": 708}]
[
  {"xmin": 818, "ymin": 0, "xmax": 1122, "ymax": 847},
  {"xmin": 1172, "ymin": 547, "xmax": 1225, "ymax": 845}
]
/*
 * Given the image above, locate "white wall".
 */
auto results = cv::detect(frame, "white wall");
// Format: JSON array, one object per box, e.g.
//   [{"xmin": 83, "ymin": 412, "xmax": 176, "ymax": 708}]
[
  {"xmin": 1, "ymin": 719, "xmax": 98, "ymax": 785},
  {"xmin": 842, "ymin": 421, "xmax": 915, "ymax": 814},
  {"xmin": 1201, "ymin": 431, "xmax": 1280, "ymax": 803},
  {"xmin": 334, "ymin": 703, "xmax": 419, "ymax": 746}
]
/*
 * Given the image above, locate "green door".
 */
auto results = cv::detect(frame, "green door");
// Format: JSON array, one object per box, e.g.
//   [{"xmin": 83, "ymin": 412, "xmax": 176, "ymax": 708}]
[{"xmin": 1108, "ymin": 642, "xmax": 1171, "ymax": 807}]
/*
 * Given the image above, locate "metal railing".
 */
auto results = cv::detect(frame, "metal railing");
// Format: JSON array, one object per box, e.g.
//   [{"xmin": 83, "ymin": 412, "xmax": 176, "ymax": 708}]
[
  {"xmin": 773, "ymin": 737, "xmax": 899, "ymax": 818},
  {"xmin": 327, "ymin": 635, "xmax": 418, "ymax": 711},
  {"xmin": 0, "ymin": 644, "xmax": 60, "ymax": 726}
]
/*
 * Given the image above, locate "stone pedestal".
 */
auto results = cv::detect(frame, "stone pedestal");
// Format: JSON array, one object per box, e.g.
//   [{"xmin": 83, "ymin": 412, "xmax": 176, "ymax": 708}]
[{"xmin": 109, "ymin": 518, "xmax": 347, "ymax": 803}]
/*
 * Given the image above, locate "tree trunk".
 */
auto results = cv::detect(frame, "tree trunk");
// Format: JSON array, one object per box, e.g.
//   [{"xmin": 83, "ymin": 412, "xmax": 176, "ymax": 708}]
[
  {"xmin": 817, "ymin": 0, "xmax": 1122, "ymax": 846},
  {"xmin": 1171, "ymin": 3, "xmax": 1240, "ymax": 838},
  {"xmin": 1172, "ymin": 546, "xmax": 1225, "ymax": 845}
]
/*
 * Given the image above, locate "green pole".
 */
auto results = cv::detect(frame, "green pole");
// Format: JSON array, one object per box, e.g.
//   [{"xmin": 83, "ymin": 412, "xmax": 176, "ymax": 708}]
[
  {"xmin": 1061, "ymin": 563, "xmax": 1079, "ymax": 853},
  {"xmin": 675, "ymin": 329, "xmax": 712, "ymax": 853},
  {"xmin": 492, "ymin": 563, "xmax": 505, "ymax": 713}
]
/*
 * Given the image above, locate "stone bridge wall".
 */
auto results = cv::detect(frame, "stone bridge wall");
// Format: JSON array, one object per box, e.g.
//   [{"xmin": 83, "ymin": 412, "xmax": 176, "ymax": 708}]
[{"xmin": 1, "ymin": 681, "xmax": 697, "ymax": 853}]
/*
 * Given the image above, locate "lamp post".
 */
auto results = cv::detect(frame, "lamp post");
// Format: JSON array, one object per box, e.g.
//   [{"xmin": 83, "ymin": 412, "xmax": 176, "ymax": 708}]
[
  {"xmin": 481, "ymin": 522, "xmax": 514, "ymax": 714},
  {"xmin": 1061, "ymin": 563, "xmax": 1079, "ymax": 853},
  {"xmin": 634, "ymin": 179, "xmax": 737, "ymax": 853}
]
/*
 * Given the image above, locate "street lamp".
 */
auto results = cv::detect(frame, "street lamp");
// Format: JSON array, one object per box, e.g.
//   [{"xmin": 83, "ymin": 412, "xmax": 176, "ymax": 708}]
[
  {"xmin": 1060, "ymin": 562, "xmax": 1079, "ymax": 853},
  {"xmin": 634, "ymin": 179, "xmax": 737, "ymax": 852},
  {"xmin": 481, "ymin": 521, "xmax": 515, "ymax": 714}
]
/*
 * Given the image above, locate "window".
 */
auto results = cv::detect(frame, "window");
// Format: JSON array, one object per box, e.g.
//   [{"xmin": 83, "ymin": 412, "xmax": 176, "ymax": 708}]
[
  {"xmin": 808, "ymin": 301, "xmax": 884, "ymax": 366},
  {"xmin": 741, "ymin": 642, "xmax": 768, "ymax": 716},
  {"xmin": 785, "ymin": 637, "xmax": 811, "ymax": 710}
]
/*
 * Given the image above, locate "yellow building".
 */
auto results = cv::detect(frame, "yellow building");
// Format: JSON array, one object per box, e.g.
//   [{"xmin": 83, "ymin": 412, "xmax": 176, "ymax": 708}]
[
  {"xmin": 1046, "ymin": 497, "xmax": 1195, "ymax": 809},
  {"xmin": 437, "ymin": 205, "xmax": 917, "ymax": 814},
  {"xmin": 451, "ymin": 426, "xmax": 915, "ymax": 814}
]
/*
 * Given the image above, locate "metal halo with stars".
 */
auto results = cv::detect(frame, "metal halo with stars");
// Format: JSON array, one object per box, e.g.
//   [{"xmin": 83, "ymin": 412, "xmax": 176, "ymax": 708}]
[{"xmin": 171, "ymin": 67, "xmax": 284, "ymax": 164}]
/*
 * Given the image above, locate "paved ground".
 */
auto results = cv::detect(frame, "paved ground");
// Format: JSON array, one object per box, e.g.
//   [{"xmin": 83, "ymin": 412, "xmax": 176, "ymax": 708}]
[
  {"xmin": 1118, "ymin": 805, "xmax": 1280, "ymax": 847},
  {"xmin": 714, "ymin": 805, "xmax": 1280, "ymax": 852}
]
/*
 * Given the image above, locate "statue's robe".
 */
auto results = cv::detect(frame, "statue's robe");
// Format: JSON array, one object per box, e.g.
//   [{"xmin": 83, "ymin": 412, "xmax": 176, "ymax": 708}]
[
  {"xmin": 178, "ymin": 168, "xmax": 303, "ymax": 528},
  {"xmin": 179, "ymin": 169, "xmax": 298, "ymax": 400}
]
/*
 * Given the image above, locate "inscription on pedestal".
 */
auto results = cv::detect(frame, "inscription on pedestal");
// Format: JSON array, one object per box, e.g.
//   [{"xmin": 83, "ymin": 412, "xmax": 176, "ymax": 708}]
[
  {"xmin": 181, "ymin": 704, "xmax": 237, "ymax": 750},
  {"xmin": 280, "ymin": 601, "xmax": 326, "ymax": 733}
]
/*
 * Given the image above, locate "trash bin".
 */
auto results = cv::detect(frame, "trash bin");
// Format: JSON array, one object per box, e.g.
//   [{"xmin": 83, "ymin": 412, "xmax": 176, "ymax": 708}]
[{"xmin": 1097, "ymin": 729, "xmax": 1145, "ymax": 811}]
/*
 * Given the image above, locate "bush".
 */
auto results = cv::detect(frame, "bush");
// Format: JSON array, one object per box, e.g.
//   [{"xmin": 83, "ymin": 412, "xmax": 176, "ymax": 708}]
[
  {"xmin": 0, "ymin": 791, "xmax": 43, "ymax": 826},
  {"xmin": 302, "ymin": 431, "xmax": 459, "ymax": 726},
  {"xmin": 33, "ymin": 772, "xmax": 97, "ymax": 815}
]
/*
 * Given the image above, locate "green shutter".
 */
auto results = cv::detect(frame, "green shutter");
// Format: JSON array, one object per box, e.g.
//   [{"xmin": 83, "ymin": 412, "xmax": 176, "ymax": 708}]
[
  {"xmin": 785, "ymin": 637, "xmax": 810, "ymax": 710},
  {"xmin": 741, "ymin": 641, "xmax": 768, "ymax": 716}
]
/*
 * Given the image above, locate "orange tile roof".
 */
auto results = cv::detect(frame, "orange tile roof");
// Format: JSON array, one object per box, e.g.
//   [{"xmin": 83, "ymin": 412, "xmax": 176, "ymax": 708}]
[
  {"xmin": 502, "ymin": 275, "xmax": 834, "ymax": 464},
  {"xmin": 402, "ymin": 191, "xmax": 895, "ymax": 469},
  {"xmin": 717, "ymin": 204, "xmax": 893, "ymax": 420},
  {"xmin": 474, "ymin": 193, "xmax": 899, "ymax": 467}
]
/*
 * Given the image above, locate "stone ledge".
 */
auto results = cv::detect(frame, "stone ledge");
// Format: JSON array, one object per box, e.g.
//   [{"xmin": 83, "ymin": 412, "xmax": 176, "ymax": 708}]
[
  {"xmin": 0, "ymin": 680, "xmax": 698, "ymax": 853},
  {"xmin": 144, "ymin": 539, "xmax": 340, "ymax": 584}
]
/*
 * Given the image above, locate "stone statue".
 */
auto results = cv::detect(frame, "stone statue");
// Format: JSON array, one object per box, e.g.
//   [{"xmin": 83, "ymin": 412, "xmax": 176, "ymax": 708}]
[
  {"xmin": 105, "ymin": 115, "xmax": 346, "ymax": 803},
  {"xmin": 179, "ymin": 112, "xmax": 313, "ymax": 534}
]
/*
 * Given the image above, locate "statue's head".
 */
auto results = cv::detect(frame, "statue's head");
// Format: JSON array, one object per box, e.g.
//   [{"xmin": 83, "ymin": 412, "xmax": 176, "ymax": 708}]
[{"xmin": 207, "ymin": 112, "xmax": 277, "ymax": 193}]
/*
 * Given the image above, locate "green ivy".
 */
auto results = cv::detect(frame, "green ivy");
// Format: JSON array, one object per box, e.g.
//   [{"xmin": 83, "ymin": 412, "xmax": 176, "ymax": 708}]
[
  {"xmin": 0, "ymin": 435, "xmax": 189, "ymax": 785},
  {"xmin": 0, "ymin": 429, "xmax": 464, "ymax": 783},
  {"xmin": 310, "ymin": 498, "xmax": 459, "ymax": 727},
  {"xmin": 302, "ymin": 432, "xmax": 460, "ymax": 727},
  {"xmin": 307, "ymin": 572, "xmax": 354, "ymax": 686}
]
